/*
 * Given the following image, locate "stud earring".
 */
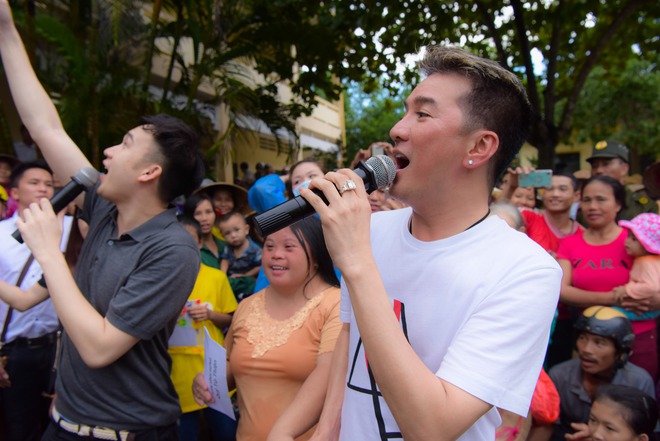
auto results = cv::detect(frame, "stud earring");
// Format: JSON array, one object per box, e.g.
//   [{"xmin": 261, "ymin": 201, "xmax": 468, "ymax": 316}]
[{"xmin": 468, "ymin": 160, "xmax": 474, "ymax": 166}]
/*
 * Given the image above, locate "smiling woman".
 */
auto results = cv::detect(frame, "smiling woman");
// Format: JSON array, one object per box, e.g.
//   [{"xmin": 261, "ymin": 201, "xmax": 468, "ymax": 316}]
[
  {"xmin": 183, "ymin": 193, "xmax": 226, "ymax": 269},
  {"xmin": 192, "ymin": 216, "xmax": 341, "ymax": 441}
]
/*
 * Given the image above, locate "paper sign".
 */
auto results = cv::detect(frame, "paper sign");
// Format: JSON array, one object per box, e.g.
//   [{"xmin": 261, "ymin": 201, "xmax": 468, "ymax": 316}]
[
  {"xmin": 169, "ymin": 300, "xmax": 206, "ymax": 347},
  {"xmin": 203, "ymin": 328, "xmax": 235, "ymax": 420}
]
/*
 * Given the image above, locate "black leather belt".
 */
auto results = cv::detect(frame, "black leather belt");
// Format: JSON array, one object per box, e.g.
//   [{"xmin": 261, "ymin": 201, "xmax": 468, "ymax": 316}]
[{"xmin": 3, "ymin": 331, "xmax": 58, "ymax": 349}]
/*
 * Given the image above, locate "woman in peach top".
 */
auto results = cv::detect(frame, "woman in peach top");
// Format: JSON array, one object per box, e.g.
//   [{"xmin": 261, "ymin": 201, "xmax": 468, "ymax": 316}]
[{"xmin": 194, "ymin": 216, "xmax": 341, "ymax": 440}]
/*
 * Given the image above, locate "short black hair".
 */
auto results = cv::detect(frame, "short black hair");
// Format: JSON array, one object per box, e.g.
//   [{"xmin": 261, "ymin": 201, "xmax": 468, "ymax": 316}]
[
  {"xmin": 595, "ymin": 385, "xmax": 658, "ymax": 440},
  {"xmin": 287, "ymin": 216, "xmax": 339, "ymax": 292},
  {"xmin": 177, "ymin": 213, "xmax": 202, "ymax": 240},
  {"xmin": 552, "ymin": 170, "xmax": 579, "ymax": 191},
  {"xmin": 419, "ymin": 46, "xmax": 532, "ymax": 188},
  {"xmin": 139, "ymin": 114, "xmax": 205, "ymax": 203},
  {"xmin": 9, "ymin": 160, "xmax": 52, "ymax": 189},
  {"xmin": 182, "ymin": 192, "xmax": 214, "ymax": 219},
  {"xmin": 218, "ymin": 211, "xmax": 246, "ymax": 225}
]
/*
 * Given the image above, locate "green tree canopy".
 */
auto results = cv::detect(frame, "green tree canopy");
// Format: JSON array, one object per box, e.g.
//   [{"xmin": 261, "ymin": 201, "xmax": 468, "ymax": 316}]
[
  {"xmin": 572, "ymin": 57, "xmax": 660, "ymax": 160},
  {"xmin": 3, "ymin": 0, "xmax": 657, "ymax": 174},
  {"xmin": 338, "ymin": 0, "xmax": 659, "ymax": 170},
  {"xmin": 344, "ymin": 81, "xmax": 406, "ymax": 166}
]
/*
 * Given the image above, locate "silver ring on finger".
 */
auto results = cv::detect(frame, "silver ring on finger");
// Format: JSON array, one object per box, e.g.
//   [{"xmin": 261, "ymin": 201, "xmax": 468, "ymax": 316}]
[{"xmin": 339, "ymin": 179, "xmax": 357, "ymax": 195}]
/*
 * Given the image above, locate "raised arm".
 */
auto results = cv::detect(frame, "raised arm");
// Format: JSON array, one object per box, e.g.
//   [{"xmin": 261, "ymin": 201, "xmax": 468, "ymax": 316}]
[
  {"xmin": 0, "ymin": 2, "xmax": 91, "ymax": 191},
  {"xmin": 500, "ymin": 166, "xmax": 536, "ymax": 202}
]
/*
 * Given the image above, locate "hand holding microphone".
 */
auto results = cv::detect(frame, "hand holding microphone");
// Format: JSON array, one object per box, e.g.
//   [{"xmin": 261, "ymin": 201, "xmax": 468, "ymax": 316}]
[
  {"xmin": 12, "ymin": 167, "xmax": 99, "ymax": 243},
  {"xmin": 253, "ymin": 155, "xmax": 396, "ymax": 237}
]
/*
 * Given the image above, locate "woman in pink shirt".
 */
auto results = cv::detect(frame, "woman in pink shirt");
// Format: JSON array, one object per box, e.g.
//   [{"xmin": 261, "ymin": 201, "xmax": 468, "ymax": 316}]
[{"xmin": 557, "ymin": 176, "xmax": 658, "ymax": 380}]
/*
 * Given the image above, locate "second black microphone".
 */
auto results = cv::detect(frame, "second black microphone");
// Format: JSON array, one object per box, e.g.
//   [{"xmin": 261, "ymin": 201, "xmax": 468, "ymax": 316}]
[{"xmin": 12, "ymin": 166, "xmax": 99, "ymax": 243}]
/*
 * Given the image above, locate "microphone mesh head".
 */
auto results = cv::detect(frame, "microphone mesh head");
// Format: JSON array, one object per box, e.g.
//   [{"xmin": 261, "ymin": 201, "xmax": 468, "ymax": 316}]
[
  {"xmin": 365, "ymin": 155, "xmax": 396, "ymax": 188},
  {"xmin": 76, "ymin": 166, "xmax": 100, "ymax": 188}
]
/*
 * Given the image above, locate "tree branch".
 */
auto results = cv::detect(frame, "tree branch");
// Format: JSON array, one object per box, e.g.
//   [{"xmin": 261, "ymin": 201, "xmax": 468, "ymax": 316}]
[
  {"xmin": 474, "ymin": 1, "xmax": 508, "ymax": 67},
  {"xmin": 510, "ymin": 0, "xmax": 541, "ymax": 115},
  {"xmin": 543, "ymin": 0, "xmax": 563, "ymax": 125},
  {"xmin": 558, "ymin": 0, "xmax": 649, "ymax": 139}
]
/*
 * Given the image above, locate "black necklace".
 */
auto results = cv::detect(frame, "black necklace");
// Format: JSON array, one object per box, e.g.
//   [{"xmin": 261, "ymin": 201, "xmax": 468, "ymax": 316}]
[{"xmin": 408, "ymin": 209, "xmax": 491, "ymax": 235}]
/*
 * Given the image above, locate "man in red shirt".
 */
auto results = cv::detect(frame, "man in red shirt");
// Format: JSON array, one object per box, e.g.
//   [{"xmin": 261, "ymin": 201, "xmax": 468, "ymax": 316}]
[
  {"xmin": 504, "ymin": 170, "xmax": 583, "ymax": 368},
  {"xmin": 521, "ymin": 172, "xmax": 582, "ymax": 257}
]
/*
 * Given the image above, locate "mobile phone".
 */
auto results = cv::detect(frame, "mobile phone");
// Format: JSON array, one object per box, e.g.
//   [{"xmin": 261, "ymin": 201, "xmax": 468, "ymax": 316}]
[
  {"xmin": 519, "ymin": 169, "xmax": 552, "ymax": 188},
  {"xmin": 371, "ymin": 144, "xmax": 385, "ymax": 156}
]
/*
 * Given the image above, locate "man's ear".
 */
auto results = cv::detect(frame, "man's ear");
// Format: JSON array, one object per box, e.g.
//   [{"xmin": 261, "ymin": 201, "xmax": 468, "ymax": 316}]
[
  {"xmin": 464, "ymin": 131, "xmax": 499, "ymax": 169},
  {"xmin": 137, "ymin": 164, "xmax": 162, "ymax": 183}
]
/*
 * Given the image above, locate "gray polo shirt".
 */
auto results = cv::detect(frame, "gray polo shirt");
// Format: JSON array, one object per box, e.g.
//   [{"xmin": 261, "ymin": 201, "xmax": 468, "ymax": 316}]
[
  {"xmin": 548, "ymin": 358, "xmax": 655, "ymax": 440},
  {"xmin": 54, "ymin": 183, "xmax": 200, "ymax": 430}
]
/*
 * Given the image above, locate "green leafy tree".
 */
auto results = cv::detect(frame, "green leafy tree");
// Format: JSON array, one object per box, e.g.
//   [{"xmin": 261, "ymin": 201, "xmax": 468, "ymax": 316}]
[
  {"xmin": 344, "ymin": 81, "xmax": 406, "ymax": 166},
  {"xmin": 0, "ymin": 0, "xmax": 374, "ymax": 172},
  {"xmin": 572, "ymin": 57, "xmax": 660, "ymax": 161},
  {"xmin": 2, "ymin": 0, "xmax": 147, "ymax": 165}
]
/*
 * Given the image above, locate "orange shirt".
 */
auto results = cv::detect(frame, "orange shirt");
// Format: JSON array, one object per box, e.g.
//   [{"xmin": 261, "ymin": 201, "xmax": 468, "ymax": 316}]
[{"xmin": 226, "ymin": 287, "xmax": 341, "ymax": 441}]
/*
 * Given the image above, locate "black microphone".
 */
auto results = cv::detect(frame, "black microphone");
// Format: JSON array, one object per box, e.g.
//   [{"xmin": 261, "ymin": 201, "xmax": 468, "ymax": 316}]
[
  {"xmin": 253, "ymin": 155, "xmax": 396, "ymax": 237},
  {"xmin": 12, "ymin": 166, "xmax": 100, "ymax": 243}
]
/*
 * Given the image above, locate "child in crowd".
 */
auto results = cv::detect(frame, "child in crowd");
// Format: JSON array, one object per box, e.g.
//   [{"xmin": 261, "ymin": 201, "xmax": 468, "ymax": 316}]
[
  {"xmin": 219, "ymin": 211, "xmax": 262, "ymax": 301},
  {"xmin": 510, "ymin": 185, "xmax": 537, "ymax": 210},
  {"xmin": 614, "ymin": 213, "xmax": 660, "ymax": 314},
  {"xmin": 569, "ymin": 384, "xmax": 658, "ymax": 441},
  {"xmin": 170, "ymin": 215, "xmax": 238, "ymax": 441}
]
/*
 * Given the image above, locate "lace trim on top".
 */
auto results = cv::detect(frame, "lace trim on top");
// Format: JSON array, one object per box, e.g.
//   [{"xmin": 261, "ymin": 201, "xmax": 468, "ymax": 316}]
[{"xmin": 245, "ymin": 288, "xmax": 330, "ymax": 358}]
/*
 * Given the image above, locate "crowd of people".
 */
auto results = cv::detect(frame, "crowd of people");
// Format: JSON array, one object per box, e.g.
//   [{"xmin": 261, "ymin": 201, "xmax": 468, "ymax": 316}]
[{"xmin": 0, "ymin": 1, "xmax": 658, "ymax": 440}]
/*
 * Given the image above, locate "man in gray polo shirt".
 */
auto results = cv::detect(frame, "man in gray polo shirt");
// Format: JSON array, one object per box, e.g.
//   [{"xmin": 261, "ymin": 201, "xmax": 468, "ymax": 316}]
[{"xmin": 0, "ymin": 3, "xmax": 204, "ymax": 438}]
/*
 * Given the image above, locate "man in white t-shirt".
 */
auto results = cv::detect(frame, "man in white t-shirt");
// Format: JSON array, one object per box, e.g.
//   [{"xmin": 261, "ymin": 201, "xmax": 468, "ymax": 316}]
[{"xmin": 300, "ymin": 46, "xmax": 562, "ymax": 440}]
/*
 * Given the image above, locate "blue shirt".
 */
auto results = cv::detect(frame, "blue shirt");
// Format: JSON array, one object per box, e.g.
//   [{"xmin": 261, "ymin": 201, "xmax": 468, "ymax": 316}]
[{"xmin": 221, "ymin": 237, "xmax": 261, "ymax": 277}]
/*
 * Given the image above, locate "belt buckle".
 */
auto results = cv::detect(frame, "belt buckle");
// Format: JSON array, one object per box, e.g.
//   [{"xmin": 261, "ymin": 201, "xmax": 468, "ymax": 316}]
[{"xmin": 54, "ymin": 409, "xmax": 131, "ymax": 441}]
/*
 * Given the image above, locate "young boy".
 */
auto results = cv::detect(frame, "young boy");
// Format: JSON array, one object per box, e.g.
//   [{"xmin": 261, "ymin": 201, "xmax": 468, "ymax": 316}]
[{"xmin": 219, "ymin": 211, "xmax": 262, "ymax": 300}]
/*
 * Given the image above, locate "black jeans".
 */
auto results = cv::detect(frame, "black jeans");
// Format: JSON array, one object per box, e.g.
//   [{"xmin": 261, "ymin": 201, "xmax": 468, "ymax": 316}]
[
  {"xmin": 41, "ymin": 420, "xmax": 179, "ymax": 441},
  {"xmin": 0, "ymin": 341, "xmax": 56, "ymax": 441}
]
